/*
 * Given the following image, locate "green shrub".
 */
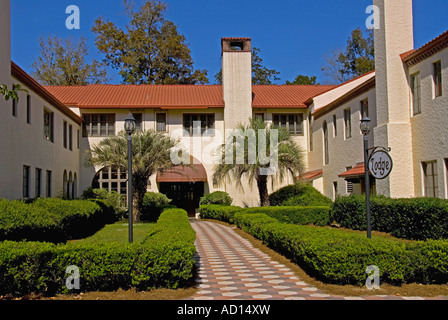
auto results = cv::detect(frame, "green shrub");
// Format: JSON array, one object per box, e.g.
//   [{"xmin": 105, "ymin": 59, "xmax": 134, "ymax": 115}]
[
  {"xmin": 0, "ymin": 198, "xmax": 119, "ymax": 243},
  {"xmin": 233, "ymin": 212, "xmax": 448, "ymax": 285},
  {"xmin": 200, "ymin": 191, "xmax": 233, "ymax": 206},
  {"xmin": 140, "ymin": 192, "xmax": 173, "ymax": 222},
  {"xmin": 331, "ymin": 195, "xmax": 448, "ymax": 240},
  {"xmin": 82, "ymin": 188, "xmax": 127, "ymax": 217},
  {"xmin": 269, "ymin": 183, "xmax": 332, "ymax": 207},
  {"xmin": 240, "ymin": 206, "xmax": 331, "ymax": 226},
  {"xmin": 199, "ymin": 205, "xmax": 243, "ymax": 223},
  {"xmin": 0, "ymin": 208, "xmax": 196, "ymax": 296}
]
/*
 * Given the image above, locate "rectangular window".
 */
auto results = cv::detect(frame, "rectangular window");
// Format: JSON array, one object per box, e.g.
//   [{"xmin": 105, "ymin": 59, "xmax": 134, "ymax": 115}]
[
  {"xmin": 133, "ymin": 113, "xmax": 143, "ymax": 131},
  {"xmin": 333, "ymin": 181, "xmax": 338, "ymax": 198},
  {"xmin": 273, "ymin": 114, "xmax": 304, "ymax": 135},
  {"xmin": 423, "ymin": 161, "xmax": 438, "ymax": 198},
  {"xmin": 43, "ymin": 108, "xmax": 54, "ymax": 142},
  {"xmin": 411, "ymin": 72, "xmax": 421, "ymax": 115},
  {"xmin": 69, "ymin": 124, "xmax": 73, "ymax": 151},
  {"xmin": 77, "ymin": 129, "xmax": 80, "ymax": 149},
  {"xmin": 309, "ymin": 114, "xmax": 313, "ymax": 151},
  {"xmin": 333, "ymin": 114, "xmax": 337, "ymax": 137},
  {"xmin": 46, "ymin": 170, "xmax": 52, "ymax": 197},
  {"xmin": 156, "ymin": 113, "xmax": 167, "ymax": 132},
  {"xmin": 63, "ymin": 121, "xmax": 68, "ymax": 149},
  {"xmin": 12, "ymin": 98, "xmax": 17, "ymax": 117},
  {"xmin": 23, "ymin": 165, "xmax": 30, "ymax": 198},
  {"xmin": 35, "ymin": 168, "xmax": 42, "ymax": 198},
  {"xmin": 346, "ymin": 167, "xmax": 353, "ymax": 193},
  {"xmin": 26, "ymin": 95, "xmax": 31, "ymax": 124},
  {"xmin": 433, "ymin": 61, "xmax": 442, "ymax": 98},
  {"xmin": 82, "ymin": 114, "xmax": 116, "ymax": 137},
  {"xmin": 183, "ymin": 114, "xmax": 215, "ymax": 136},
  {"xmin": 254, "ymin": 113, "xmax": 265, "ymax": 122},
  {"xmin": 344, "ymin": 108, "xmax": 352, "ymax": 139},
  {"xmin": 360, "ymin": 99, "xmax": 369, "ymax": 118}
]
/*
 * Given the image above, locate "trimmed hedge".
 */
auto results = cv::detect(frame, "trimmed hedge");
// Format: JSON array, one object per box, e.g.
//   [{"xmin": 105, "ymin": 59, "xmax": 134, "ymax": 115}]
[
  {"xmin": 234, "ymin": 212, "xmax": 448, "ymax": 285},
  {"xmin": 0, "ymin": 198, "xmax": 118, "ymax": 243},
  {"xmin": 199, "ymin": 205, "xmax": 331, "ymax": 226},
  {"xmin": 331, "ymin": 195, "xmax": 448, "ymax": 240},
  {"xmin": 269, "ymin": 183, "xmax": 332, "ymax": 207},
  {"xmin": 0, "ymin": 208, "xmax": 196, "ymax": 296},
  {"xmin": 200, "ymin": 191, "xmax": 233, "ymax": 206}
]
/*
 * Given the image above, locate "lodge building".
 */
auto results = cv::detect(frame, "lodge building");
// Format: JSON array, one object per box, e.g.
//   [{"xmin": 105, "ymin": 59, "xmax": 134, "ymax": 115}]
[{"xmin": 0, "ymin": 0, "xmax": 447, "ymax": 215}]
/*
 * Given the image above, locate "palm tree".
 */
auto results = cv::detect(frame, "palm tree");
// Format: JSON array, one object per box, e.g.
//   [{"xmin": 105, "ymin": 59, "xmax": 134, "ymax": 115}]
[
  {"xmin": 84, "ymin": 130, "xmax": 182, "ymax": 221},
  {"xmin": 213, "ymin": 118, "xmax": 305, "ymax": 207}
]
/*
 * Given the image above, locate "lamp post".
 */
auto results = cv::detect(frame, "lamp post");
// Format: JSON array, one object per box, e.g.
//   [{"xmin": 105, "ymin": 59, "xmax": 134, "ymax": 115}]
[
  {"xmin": 124, "ymin": 112, "xmax": 136, "ymax": 243},
  {"xmin": 360, "ymin": 112, "xmax": 372, "ymax": 239}
]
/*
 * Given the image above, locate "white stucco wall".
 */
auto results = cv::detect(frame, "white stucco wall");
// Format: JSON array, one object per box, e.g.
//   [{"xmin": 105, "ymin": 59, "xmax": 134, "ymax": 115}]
[
  {"xmin": 0, "ymin": 76, "xmax": 81, "ymax": 200},
  {"xmin": 408, "ymin": 47, "xmax": 448, "ymax": 198}
]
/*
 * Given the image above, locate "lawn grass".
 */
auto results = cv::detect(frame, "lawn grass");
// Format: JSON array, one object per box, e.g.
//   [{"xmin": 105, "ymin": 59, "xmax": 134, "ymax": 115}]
[{"xmin": 72, "ymin": 220, "xmax": 156, "ymax": 244}]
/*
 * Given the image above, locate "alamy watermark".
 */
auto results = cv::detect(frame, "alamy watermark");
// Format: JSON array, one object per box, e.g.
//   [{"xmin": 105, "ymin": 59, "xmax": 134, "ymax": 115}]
[
  {"xmin": 365, "ymin": 265, "xmax": 380, "ymax": 290},
  {"xmin": 169, "ymin": 123, "xmax": 279, "ymax": 176},
  {"xmin": 66, "ymin": 5, "xmax": 80, "ymax": 30},
  {"xmin": 365, "ymin": 5, "xmax": 380, "ymax": 30},
  {"xmin": 65, "ymin": 265, "xmax": 80, "ymax": 290}
]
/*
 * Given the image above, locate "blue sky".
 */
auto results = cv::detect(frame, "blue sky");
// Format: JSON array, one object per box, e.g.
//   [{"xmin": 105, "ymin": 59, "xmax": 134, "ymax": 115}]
[{"xmin": 10, "ymin": 0, "xmax": 448, "ymax": 84}]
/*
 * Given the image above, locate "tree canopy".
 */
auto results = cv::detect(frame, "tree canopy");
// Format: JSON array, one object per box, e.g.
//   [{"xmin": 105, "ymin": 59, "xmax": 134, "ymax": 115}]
[
  {"xmin": 285, "ymin": 74, "xmax": 319, "ymax": 85},
  {"xmin": 321, "ymin": 28, "xmax": 375, "ymax": 84},
  {"xmin": 92, "ymin": 0, "xmax": 208, "ymax": 84},
  {"xmin": 31, "ymin": 35, "xmax": 108, "ymax": 86}
]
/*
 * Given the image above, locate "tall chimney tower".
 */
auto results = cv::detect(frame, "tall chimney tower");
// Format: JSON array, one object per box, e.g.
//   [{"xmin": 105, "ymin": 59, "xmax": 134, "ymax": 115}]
[
  {"xmin": 373, "ymin": 0, "xmax": 415, "ymax": 197},
  {"xmin": 0, "ymin": 0, "xmax": 11, "ymax": 85},
  {"xmin": 221, "ymin": 37, "xmax": 252, "ymax": 130}
]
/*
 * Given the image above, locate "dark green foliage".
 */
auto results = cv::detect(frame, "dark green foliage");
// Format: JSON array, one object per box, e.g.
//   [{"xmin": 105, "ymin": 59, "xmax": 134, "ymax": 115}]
[
  {"xmin": 0, "ymin": 198, "xmax": 119, "ymax": 243},
  {"xmin": 331, "ymin": 195, "xmax": 448, "ymax": 240},
  {"xmin": 0, "ymin": 208, "xmax": 196, "ymax": 296},
  {"xmin": 241, "ymin": 206, "xmax": 331, "ymax": 226},
  {"xmin": 199, "ymin": 191, "xmax": 233, "ymax": 206},
  {"xmin": 269, "ymin": 183, "xmax": 332, "ymax": 207},
  {"xmin": 199, "ymin": 205, "xmax": 244, "ymax": 223},
  {"xmin": 233, "ymin": 212, "xmax": 448, "ymax": 285},
  {"xmin": 140, "ymin": 192, "xmax": 174, "ymax": 222}
]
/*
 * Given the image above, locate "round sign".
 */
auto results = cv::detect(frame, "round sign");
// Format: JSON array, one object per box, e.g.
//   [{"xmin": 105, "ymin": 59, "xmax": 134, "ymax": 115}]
[{"xmin": 368, "ymin": 150, "xmax": 393, "ymax": 180}]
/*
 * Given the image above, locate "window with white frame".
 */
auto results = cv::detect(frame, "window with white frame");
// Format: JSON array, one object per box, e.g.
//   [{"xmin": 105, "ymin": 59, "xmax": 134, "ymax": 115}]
[
  {"xmin": 92, "ymin": 167, "xmax": 128, "ymax": 196},
  {"xmin": 423, "ymin": 161, "xmax": 438, "ymax": 198},
  {"xmin": 156, "ymin": 113, "xmax": 166, "ymax": 132},
  {"xmin": 43, "ymin": 108, "xmax": 54, "ymax": 142},
  {"xmin": 411, "ymin": 72, "xmax": 421, "ymax": 115},
  {"xmin": 433, "ymin": 61, "xmax": 442, "ymax": 98},
  {"xmin": 82, "ymin": 114, "xmax": 116, "ymax": 137},
  {"xmin": 273, "ymin": 114, "xmax": 303, "ymax": 135},
  {"xmin": 344, "ymin": 108, "xmax": 351, "ymax": 139},
  {"xmin": 183, "ymin": 114, "xmax": 215, "ymax": 136}
]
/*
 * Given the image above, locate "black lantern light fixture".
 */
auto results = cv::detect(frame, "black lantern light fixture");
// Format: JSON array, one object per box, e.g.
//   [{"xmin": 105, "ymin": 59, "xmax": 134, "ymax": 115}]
[{"xmin": 360, "ymin": 112, "xmax": 372, "ymax": 239}]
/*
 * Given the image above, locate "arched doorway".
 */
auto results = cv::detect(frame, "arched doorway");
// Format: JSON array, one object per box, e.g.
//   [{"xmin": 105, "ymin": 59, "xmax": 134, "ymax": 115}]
[{"xmin": 157, "ymin": 159, "xmax": 207, "ymax": 217}]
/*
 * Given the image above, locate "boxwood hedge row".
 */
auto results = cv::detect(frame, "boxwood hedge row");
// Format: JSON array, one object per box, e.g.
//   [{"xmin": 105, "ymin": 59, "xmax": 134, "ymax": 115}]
[
  {"xmin": 0, "ymin": 198, "xmax": 118, "ymax": 243},
  {"xmin": 331, "ymin": 195, "xmax": 448, "ymax": 240},
  {"xmin": 0, "ymin": 208, "xmax": 196, "ymax": 296},
  {"xmin": 199, "ymin": 204, "xmax": 331, "ymax": 226},
  {"xmin": 233, "ymin": 212, "xmax": 448, "ymax": 285}
]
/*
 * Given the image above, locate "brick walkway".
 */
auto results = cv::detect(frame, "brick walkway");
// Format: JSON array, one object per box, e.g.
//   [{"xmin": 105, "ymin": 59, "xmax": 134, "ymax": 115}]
[{"xmin": 188, "ymin": 219, "xmax": 448, "ymax": 301}]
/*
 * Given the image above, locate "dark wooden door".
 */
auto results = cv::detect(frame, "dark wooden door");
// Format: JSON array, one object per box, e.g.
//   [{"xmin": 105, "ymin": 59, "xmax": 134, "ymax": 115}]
[{"xmin": 159, "ymin": 182, "xmax": 204, "ymax": 217}]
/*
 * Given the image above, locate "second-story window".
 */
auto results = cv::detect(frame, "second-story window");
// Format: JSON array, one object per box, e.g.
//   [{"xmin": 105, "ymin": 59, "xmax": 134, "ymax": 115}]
[
  {"xmin": 411, "ymin": 72, "xmax": 421, "ymax": 115},
  {"xmin": 82, "ymin": 114, "xmax": 116, "ymax": 137},
  {"xmin": 43, "ymin": 107, "xmax": 54, "ymax": 142},
  {"xmin": 273, "ymin": 114, "xmax": 303, "ymax": 135},
  {"xmin": 156, "ymin": 113, "xmax": 166, "ymax": 132},
  {"xmin": 183, "ymin": 114, "xmax": 215, "ymax": 136},
  {"xmin": 433, "ymin": 61, "xmax": 442, "ymax": 98}
]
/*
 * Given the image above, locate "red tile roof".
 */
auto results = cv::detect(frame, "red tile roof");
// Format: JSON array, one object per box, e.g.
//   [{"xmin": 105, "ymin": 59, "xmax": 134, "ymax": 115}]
[
  {"xmin": 298, "ymin": 169, "xmax": 323, "ymax": 181},
  {"xmin": 156, "ymin": 163, "xmax": 207, "ymax": 182},
  {"xmin": 401, "ymin": 29, "xmax": 448, "ymax": 66},
  {"xmin": 338, "ymin": 162, "xmax": 365, "ymax": 179},
  {"xmin": 45, "ymin": 84, "xmax": 335, "ymax": 110}
]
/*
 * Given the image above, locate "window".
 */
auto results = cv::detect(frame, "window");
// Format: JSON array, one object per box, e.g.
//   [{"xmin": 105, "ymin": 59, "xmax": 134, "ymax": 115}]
[
  {"xmin": 346, "ymin": 167, "xmax": 354, "ymax": 193},
  {"xmin": 360, "ymin": 99, "xmax": 369, "ymax": 118},
  {"xmin": 43, "ymin": 108, "xmax": 54, "ymax": 142},
  {"xmin": 323, "ymin": 121, "xmax": 329, "ymax": 165},
  {"xmin": 433, "ymin": 61, "xmax": 442, "ymax": 98},
  {"xmin": 12, "ymin": 98, "xmax": 17, "ymax": 117},
  {"xmin": 26, "ymin": 95, "xmax": 31, "ymax": 124},
  {"xmin": 92, "ymin": 167, "xmax": 128, "ymax": 197},
  {"xmin": 46, "ymin": 170, "xmax": 52, "ymax": 197},
  {"xmin": 133, "ymin": 113, "xmax": 143, "ymax": 131},
  {"xmin": 411, "ymin": 72, "xmax": 421, "ymax": 115},
  {"xmin": 82, "ymin": 114, "xmax": 115, "ymax": 137},
  {"xmin": 254, "ymin": 113, "xmax": 265, "ymax": 122},
  {"xmin": 23, "ymin": 165, "xmax": 30, "ymax": 198},
  {"xmin": 344, "ymin": 108, "xmax": 352, "ymax": 139},
  {"xmin": 423, "ymin": 161, "xmax": 438, "ymax": 198},
  {"xmin": 333, "ymin": 114, "xmax": 337, "ymax": 137},
  {"xmin": 77, "ymin": 129, "xmax": 80, "ymax": 149},
  {"xmin": 69, "ymin": 124, "xmax": 73, "ymax": 151},
  {"xmin": 273, "ymin": 114, "xmax": 303, "ymax": 135},
  {"xmin": 35, "ymin": 168, "xmax": 42, "ymax": 198},
  {"xmin": 183, "ymin": 114, "xmax": 215, "ymax": 136},
  {"xmin": 156, "ymin": 113, "xmax": 166, "ymax": 132},
  {"xmin": 309, "ymin": 114, "xmax": 313, "ymax": 151},
  {"xmin": 63, "ymin": 121, "xmax": 68, "ymax": 149},
  {"xmin": 333, "ymin": 182, "xmax": 338, "ymax": 198}
]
